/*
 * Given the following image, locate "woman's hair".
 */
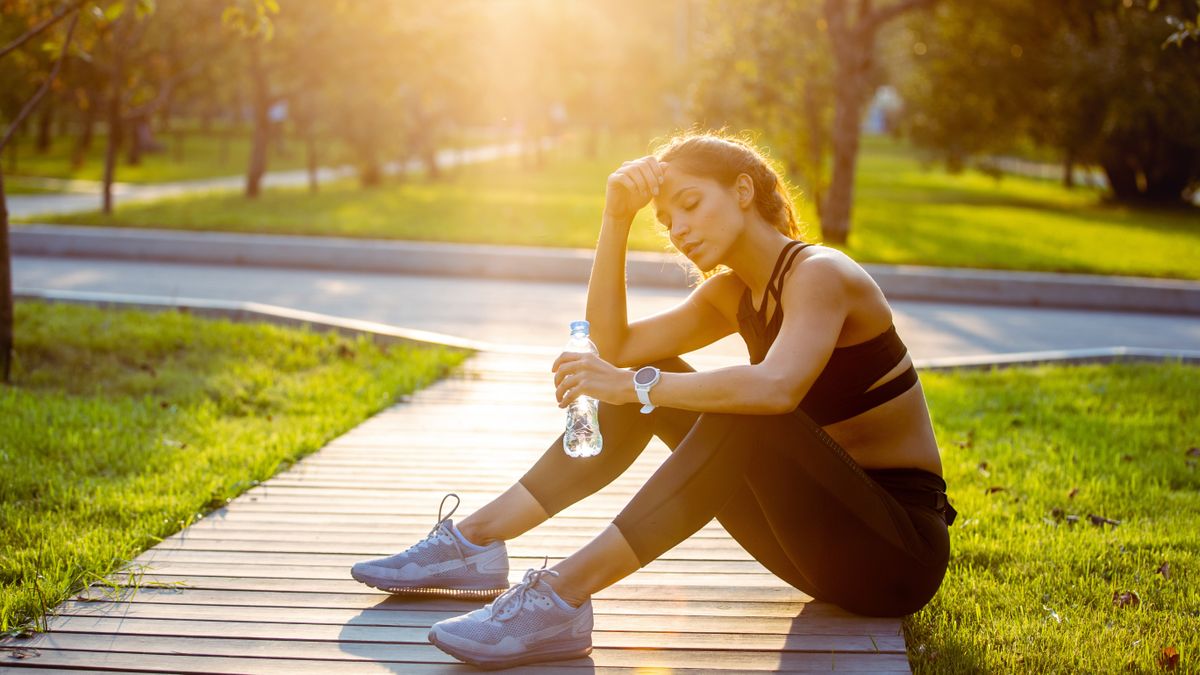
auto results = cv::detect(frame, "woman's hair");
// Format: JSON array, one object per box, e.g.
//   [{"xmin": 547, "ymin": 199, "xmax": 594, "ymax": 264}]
[{"xmin": 650, "ymin": 129, "xmax": 809, "ymax": 282}]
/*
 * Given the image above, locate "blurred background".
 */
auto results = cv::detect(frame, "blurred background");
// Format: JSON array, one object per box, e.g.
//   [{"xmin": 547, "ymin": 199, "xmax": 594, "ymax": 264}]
[{"xmin": 2, "ymin": 0, "xmax": 1197, "ymax": 278}]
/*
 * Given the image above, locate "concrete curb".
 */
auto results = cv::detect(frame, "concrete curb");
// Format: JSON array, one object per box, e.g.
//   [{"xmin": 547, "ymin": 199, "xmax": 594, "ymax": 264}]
[
  {"xmin": 13, "ymin": 224, "xmax": 1200, "ymax": 316},
  {"xmin": 18, "ymin": 288, "xmax": 1200, "ymax": 368},
  {"xmin": 14, "ymin": 288, "xmax": 550, "ymax": 356}
]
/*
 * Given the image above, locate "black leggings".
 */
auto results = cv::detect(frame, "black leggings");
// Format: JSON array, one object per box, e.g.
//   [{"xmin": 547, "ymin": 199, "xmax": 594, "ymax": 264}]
[{"xmin": 518, "ymin": 357, "xmax": 952, "ymax": 617}]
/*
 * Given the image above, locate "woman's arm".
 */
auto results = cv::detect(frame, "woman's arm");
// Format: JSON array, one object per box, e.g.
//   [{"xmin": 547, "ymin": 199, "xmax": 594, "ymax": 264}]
[
  {"xmin": 554, "ymin": 256, "xmax": 848, "ymax": 415},
  {"xmin": 584, "ymin": 211, "xmax": 635, "ymax": 360},
  {"xmin": 584, "ymin": 156, "xmax": 667, "ymax": 360}
]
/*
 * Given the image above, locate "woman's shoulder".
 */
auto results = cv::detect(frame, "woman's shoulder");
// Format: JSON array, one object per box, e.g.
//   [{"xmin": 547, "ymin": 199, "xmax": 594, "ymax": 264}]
[
  {"xmin": 692, "ymin": 269, "xmax": 749, "ymax": 324},
  {"xmin": 789, "ymin": 244, "xmax": 879, "ymax": 298}
]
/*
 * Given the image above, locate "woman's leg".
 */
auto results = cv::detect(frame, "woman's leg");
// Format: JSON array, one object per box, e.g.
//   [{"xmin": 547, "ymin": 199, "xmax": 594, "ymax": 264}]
[
  {"xmin": 545, "ymin": 408, "xmax": 951, "ymax": 617},
  {"xmin": 457, "ymin": 357, "xmax": 701, "ymax": 546}
]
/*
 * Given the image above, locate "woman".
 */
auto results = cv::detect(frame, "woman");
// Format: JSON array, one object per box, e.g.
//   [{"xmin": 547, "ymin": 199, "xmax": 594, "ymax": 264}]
[{"xmin": 350, "ymin": 131, "xmax": 956, "ymax": 670}]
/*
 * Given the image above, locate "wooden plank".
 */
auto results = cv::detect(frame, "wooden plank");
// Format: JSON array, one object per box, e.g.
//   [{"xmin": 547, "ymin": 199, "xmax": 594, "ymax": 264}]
[
  {"xmin": 64, "ymin": 588, "xmax": 831, "ymax": 617},
  {"xmin": 140, "ymin": 539, "xmax": 758, "ymax": 560},
  {"xmin": 1, "ymin": 647, "xmax": 912, "ymax": 673},
  {"xmin": 35, "ymin": 616, "xmax": 906, "ymax": 653},
  {"xmin": 133, "ymin": 549, "xmax": 769, "ymax": 572},
  {"xmin": 2, "ymin": 633, "xmax": 912, "ymax": 670},
  {"xmin": 53, "ymin": 601, "xmax": 904, "ymax": 636},
  {"xmin": 102, "ymin": 573, "xmax": 809, "ymax": 595}
]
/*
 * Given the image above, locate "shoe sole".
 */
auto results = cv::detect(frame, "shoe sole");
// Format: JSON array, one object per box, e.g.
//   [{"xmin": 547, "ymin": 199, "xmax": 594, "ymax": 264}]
[
  {"xmin": 428, "ymin": 629, "xmax": 592, "ymax": 670},
  {"xmin": 351, "ymin": 568, "xmax": 507, "ymax": 599}
]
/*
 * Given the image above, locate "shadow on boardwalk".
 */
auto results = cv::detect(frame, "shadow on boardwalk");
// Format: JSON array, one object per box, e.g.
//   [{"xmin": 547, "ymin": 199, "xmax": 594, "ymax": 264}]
[{"xmin": 1, "ymin": 351, "xmax": 910, "ymax": 673}]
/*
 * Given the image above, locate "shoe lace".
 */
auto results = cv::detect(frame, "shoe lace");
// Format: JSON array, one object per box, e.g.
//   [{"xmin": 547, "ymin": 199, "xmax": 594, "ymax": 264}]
[
  {"xmin": 407, "ymin": 493, "xmax": 468, "ymax": 562},
  {"xmin": 488, "ymin": 557, "xmax": 557, "ymax": 622}
]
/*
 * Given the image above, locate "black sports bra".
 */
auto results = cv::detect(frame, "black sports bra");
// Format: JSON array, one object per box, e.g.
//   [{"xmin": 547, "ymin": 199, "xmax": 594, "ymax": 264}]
[{"xmin": 735, "ymin": 240, "xmax": 919, "ymax": 426}]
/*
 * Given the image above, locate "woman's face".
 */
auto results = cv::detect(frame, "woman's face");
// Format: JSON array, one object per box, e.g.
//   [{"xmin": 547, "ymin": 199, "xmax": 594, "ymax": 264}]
[{"xmin": 652, "ymin": 168, "xmax": 747, "ymax": 271}]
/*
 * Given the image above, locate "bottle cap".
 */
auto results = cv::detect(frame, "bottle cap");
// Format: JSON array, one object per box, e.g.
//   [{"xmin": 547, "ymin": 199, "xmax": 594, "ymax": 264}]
[{"xmin": 569, "ymin": 320, "xmax": 590, "ymax": 335}]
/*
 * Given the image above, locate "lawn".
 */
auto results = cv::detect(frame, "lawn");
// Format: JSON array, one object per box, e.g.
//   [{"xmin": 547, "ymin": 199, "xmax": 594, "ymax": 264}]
[
  {"xmin": 0, "ymin": 301, "xmax": 469, "ymax": 633},
  {"xmin": 912, "ymin": 361, "xmax": 1199, "ymax": 673},
  {"xmin": 2, "ymin": 125, "xmax": 346, "ymax": 184},
  {"xmin": 18, "ymin": 133, "xmax": 1200, "ymax": 279}
]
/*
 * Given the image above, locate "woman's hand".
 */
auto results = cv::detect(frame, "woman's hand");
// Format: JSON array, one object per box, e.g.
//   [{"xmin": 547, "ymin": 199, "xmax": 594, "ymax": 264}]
[
  {"xmin": 604, "ymin": 156, "xmax": 669, "ymax": 223},
  {"xmin": 551, "ymin": 351, "xmax": 636, "ymax": 409}
]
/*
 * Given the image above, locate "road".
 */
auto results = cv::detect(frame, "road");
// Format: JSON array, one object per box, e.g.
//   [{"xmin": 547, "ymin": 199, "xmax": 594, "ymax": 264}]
[{"xmin": 15, "ymin": 256, "xmax": 1200, "ymax": 368}]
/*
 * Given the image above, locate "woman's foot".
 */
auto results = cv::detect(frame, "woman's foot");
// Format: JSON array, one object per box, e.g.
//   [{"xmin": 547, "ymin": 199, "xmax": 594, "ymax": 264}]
[
  {"xmin": 350, "ymin": 493, "xmax": 510, "ymax": 599},
  {"xmin": 428, "ymin": 564, "xmax": 594, "ymax": 669}
]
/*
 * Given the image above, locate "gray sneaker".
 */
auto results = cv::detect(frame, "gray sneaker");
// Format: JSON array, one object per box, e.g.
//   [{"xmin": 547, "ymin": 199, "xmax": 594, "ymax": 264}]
[
  {"xmin": 428, "ymin": 563, "xmax": 594, "ymax": 669},
  {"xmin": 350, "ymin": 493, "xmax": 509, "ymax": 599}
]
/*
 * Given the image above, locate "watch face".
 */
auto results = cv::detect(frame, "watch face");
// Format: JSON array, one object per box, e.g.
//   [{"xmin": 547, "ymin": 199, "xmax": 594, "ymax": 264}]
[{"xmin": 634, "ymin": 367, "xmax": 658, "ymax": 386}]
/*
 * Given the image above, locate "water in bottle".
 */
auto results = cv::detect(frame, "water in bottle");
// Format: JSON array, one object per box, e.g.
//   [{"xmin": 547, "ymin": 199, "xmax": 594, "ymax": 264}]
[{"xmin": 563, "ymin": 320, "xmax": 603, "ymax": 458}]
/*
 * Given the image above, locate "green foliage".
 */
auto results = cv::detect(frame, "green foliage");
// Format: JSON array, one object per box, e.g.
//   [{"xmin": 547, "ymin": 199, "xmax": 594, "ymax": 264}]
[
  {"xmin": 0, "ymin": 301, "xmax": 468, "ymax": 631},
  {"xmin": 910, "ymin": 362, "xmax": 1200, "ymax": 672},
  {"xmin": 688, "ymin": 0, "xmax": 836, "ymax": 211},
  {"xmin": 903, "ymin": 0, "xmax": 1200, "ymax": 205}
]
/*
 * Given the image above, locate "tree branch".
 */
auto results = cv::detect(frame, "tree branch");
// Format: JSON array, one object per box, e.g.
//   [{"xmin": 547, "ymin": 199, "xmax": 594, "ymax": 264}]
[
  {"xmin": 865, "ymin": 0, "xmax": 939, "ymax": 32},
  {"xmin": 121, "ymin": 59, "xmax": 209, "ymax": 121},
  {"xmin": 0, "ymin": 10, "xmax": 80, "ymax": 151},
  {"xmin": 0, "ymin": 0, "xmax": 86, "ymax": 62}
]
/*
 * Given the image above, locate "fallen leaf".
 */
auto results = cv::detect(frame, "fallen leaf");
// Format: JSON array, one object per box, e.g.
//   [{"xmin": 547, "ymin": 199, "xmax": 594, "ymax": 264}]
[
  {"xmin": 1088, "ymin": 513, "xmax": 1121, "ymax": 527},
  {"xmin": 1159, "ymin": 646, "xmax": 1179, "ymax": 670},
  {"xmin": 1120, "ymin": 454, "xmax": 1134, "ymax": 462},
  {"xmin": 986, "ymin": 486, "xmax": 1006, "ymax": 494},
  {"xmin": 1157, "ymin": 562, "xmax": 1171, "ymax": 580},
  {"xmin": 1112, "ymin": 590, "xmax": 1141, "ymax": 608},
  {"xmin": 1068, "ymin": 487, "xmax": 1079, "ymax": 499}
]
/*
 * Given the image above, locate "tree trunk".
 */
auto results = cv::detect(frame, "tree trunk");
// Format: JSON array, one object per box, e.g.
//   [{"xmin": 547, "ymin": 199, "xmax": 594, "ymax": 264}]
[
  {"xmin": 72, "ymin": 92, "xmax": 96, "ymax": 169},
  {"xmin": 1062, "ymin": 149, "xmax": 1075, "ymax": 189},
  {"xmin": 245, "ymin": 40, "xmax": 271, "ymax": 199},
  {"xmin": 103, "ymin": 73, "xmax": 123, "ymax": 214},
  {"xmin": 126, "ymin": 115, "xmax": 143, "ymax": 166},
  {"xmin": 0, "ymin": 168, "xmax": 12, "ymax": 383},
  {"xmin": 803, "ymin": 79, "xmax": 826, "ymax": 219},
  {"xmin": 823, "ymin": 59, "xmax": 868, "ymax": 245},
  {"xmin": 305, "ymin": 129, "xmax": 318, "ymax": 195},
  {"xmin": 6, "ymin": 127, "xmax": 17, "ymax": 173},
  {"xmin": 35, "ymin": 102, "xmax": 54, "ymax": 154},
  {"xmin": 103, "ymin": 16, "xmax": 129, "ymax": 215}
]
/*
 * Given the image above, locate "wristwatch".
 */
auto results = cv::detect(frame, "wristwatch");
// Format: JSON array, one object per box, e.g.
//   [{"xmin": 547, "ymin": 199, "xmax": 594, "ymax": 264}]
[{"xmin": 633, "ymin": 366, "xmax": 662, "ymax": 414}]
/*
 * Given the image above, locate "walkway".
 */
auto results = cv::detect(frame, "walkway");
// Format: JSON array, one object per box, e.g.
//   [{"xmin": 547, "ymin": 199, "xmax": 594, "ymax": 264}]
[
  {"xmin": 15, "ymin": 256, "xmax": 1200, "ymax": 362},
  {"xmin": 0, "ymin": 350, "xmax": 910, "ymax": 673},
  {"xmin": 4, "ymin": 141, "xmax": 540, "ymax": 219}
]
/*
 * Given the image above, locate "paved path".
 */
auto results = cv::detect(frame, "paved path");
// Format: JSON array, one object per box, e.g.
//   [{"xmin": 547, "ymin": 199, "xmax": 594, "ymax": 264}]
[
  {"xmin": 4, "ymin": 142, "xmax": 535, "ymax": 219},
  {"xmin": 15, "ymin": 256, "xmax": 1200, "ymax": 368},
  {"xmin": 0, "ymin": 350, "xmax": 911, "ymax": 672}
]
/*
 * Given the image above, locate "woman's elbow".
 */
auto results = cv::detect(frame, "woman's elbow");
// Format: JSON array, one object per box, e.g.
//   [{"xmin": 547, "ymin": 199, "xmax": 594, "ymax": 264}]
[{"xmin": 762, "ymin": 377, "xmax": 803, "ymax": 415}]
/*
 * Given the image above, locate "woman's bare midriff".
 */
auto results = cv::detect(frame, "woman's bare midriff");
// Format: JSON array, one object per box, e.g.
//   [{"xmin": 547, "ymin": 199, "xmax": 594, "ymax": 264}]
[
  {"xmin": 821, "ymin": 369, "xmax": 944, "ymax": 476},
  {"xmin": 710, "ymin": 262, "xmax": 944, "ymax": 476}
]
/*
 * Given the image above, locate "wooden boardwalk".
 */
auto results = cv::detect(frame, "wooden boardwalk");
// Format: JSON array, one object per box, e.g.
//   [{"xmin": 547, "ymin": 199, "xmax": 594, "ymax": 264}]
[{"xmin": 2, "ymin": 351, "xmax": 911, "ymax": 673}]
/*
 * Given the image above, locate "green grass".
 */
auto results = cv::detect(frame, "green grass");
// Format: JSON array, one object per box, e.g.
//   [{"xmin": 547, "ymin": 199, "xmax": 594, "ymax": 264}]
[
  {"xmin": 911, "ymin": 362, "xmax": 1200, "ymax": 673},
  {"xmin": 835, "ymin": 139, "xmax": 1200, "ymax": 280},
  {"xmin": 0, "ymin": 301, "xmax": 469, "ymax": 632},
  {"xmin": 19, "ymin": 133, "xmax": 1199, "ymax": 279},
  {"xmin": 2, "ymin": 126, "xmax": 342, "ymax": 184}
]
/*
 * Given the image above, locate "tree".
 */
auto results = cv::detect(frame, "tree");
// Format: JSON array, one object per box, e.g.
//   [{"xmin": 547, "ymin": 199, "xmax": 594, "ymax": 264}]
[
  {"xmin": 689, "ymin": 0, "xmax": 835, "ymax": 222},
  {"xmin": 0, "ymin": 0, "xmax": 83, "ymax": 383},
  {"xmin": 903, "ymin": 0, "xmax": 1200, "ymax": 206},
  {"xmin": 820, "ymin": 0, "xmax": 937, "ymax": 244}
]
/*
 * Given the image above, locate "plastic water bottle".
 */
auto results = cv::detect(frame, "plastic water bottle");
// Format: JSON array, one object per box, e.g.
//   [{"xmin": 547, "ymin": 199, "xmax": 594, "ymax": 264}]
[{"xmin": 563, "ymin": 320, "xmax": 603, "ymax": 458}]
